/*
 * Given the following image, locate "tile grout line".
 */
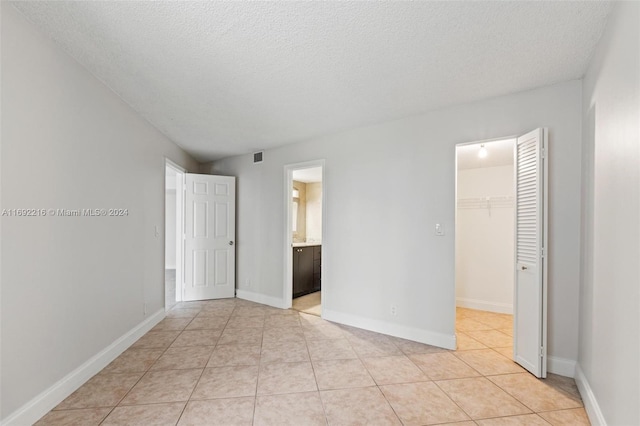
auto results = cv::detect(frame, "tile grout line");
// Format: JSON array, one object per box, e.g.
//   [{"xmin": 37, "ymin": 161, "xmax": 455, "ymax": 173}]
[
  {"xmin": 167, "ymin": 301, "xmax": 234, "ymax": 425},
  {"xmin": 344, "ymin": 327, "xmax": 404, "ymax": 424},
  {"xmin": 450, "ymin": 335, "xmax": 539, "ymax": 417},
  {"xmin": 172, "ymin": 302, "xmax": 212, "ymax": 426},
  {"xmin": 95, "ymin": 313, "xmax": 194, "ymax": 425},
  {"xmin": 177, "ymin": 300, "xmax": 253, "ymax": 425},
  {"xmin": 452, "ymin": 309, "xmax": 577, "ymax": 422},
  {"xmin": 431, "ymin": 379, "xmax": 476, "ymax": 423},
  {"xmin": 398, "ymin": 343, "xmax": 477, "ymax": 424},
  {"xmin": 250, "ymin": 309, "xmax": 267, "ymax": 426},
  {"xmin": 300, "ymin": 311, "xmax": 330, "ymax": 426},
  {"xmin": 430, "ymin": 308, "xmax": 522, "ymax": 423},
  {"xmin": 93, "ymin": 314, "xmax": 194, "ymax": 424},
  {"xmin": 455, "ymin": 311, "xmax": 561, "ymax": 416}
]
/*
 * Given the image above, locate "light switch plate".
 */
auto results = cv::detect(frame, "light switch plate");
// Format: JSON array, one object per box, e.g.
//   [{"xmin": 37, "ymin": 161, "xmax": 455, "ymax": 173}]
[{"xmin": 435, "ymin": 223, "xmax": 445, "ymax": 236}]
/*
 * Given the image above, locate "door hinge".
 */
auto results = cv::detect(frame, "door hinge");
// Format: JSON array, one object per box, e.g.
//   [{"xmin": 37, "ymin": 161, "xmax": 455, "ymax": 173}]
[
  {"xmin": 541, "ymin": 247, "xmax": 545, "ymax": 258},
  {"xmin": 540, "ymin": 346, "xmax": 545, "ymax": 357},
  {"xmin": 541, "ymin": 148, "xmax": 546, "ymax": 159}
]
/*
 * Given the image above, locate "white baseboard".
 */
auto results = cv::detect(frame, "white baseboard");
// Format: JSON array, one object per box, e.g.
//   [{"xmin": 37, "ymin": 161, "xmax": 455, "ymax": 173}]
[
  {"xmin": 575, "ymin": 364, "xmax": 607, "ymax": 426},
  {"xmin": 547, "ymin": 356, "xmax": 576, "ymax": 378},
  {"xmin": 1, "ymin": 309, "xmax": 165, "ymax": 426},
  {"xmin": 456, "ymin": 297, "xmax": 513, "ymax": 314},
  {"xmin": 235, "ymin": 292, "xmax": 454, "ymax": 349},
  {"xmin": 322, "ymin": 308, "xmax": 456, "ymax": 350},
  {"xmin": 236, "ymin": 289, "xmax": 287, "ymax": 309}
]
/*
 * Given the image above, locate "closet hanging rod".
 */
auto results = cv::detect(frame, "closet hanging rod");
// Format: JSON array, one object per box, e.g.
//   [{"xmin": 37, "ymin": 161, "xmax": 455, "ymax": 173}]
[{"xmin": 457, "ymin": 196, "xmax": 514, "ymax": 209}]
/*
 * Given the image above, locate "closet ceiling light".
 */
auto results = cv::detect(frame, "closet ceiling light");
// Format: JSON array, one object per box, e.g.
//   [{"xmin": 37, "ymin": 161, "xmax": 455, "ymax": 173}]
[{"xmin": 478, "ymin": 144, "xmax": 488, "ymax": 159}]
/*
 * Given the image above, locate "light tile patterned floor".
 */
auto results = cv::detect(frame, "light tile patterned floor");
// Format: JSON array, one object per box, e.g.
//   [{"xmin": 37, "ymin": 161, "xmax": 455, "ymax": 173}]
[{"xmin": 36, "ymin": 301, "xmax": 589, "ymax": 425}]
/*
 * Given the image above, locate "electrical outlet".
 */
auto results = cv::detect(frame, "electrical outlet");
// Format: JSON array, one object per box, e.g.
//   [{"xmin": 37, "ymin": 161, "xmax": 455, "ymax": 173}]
[
  {"xmin": 390, "ymin": 305, "xmax": 397, "ymax": 316},
  {"xmin": 245, "ymin": 279, "xmax": 251, "ymax": 288}
]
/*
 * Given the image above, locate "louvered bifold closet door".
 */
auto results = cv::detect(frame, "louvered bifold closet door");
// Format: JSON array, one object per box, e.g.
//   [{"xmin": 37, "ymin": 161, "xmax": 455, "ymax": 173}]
[
  {"xmin": 513, "ymin": 128, "xmax": 548, "ymax": 378},
  {"xmin": 517, "ymin": 138, "xmax": 539, "ymax": 266}
]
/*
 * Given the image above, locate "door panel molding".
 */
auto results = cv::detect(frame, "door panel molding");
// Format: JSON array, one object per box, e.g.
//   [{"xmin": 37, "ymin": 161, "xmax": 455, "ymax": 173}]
[{"xmin": 184, "ymin": 174, "xmax": 236, "ymax": 301}]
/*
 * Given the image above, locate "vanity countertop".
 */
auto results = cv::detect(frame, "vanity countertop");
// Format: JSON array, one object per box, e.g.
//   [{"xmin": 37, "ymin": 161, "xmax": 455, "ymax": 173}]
[{"xmin": 292, "ymin": 242, "xmax": 322, "ymax": 247}]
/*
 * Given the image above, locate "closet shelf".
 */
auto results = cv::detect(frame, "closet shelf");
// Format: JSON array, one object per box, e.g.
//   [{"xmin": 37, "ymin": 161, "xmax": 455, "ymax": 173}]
[{"xmin": 457, "ymin": 196, "xmax": 514, "ymax": 209}]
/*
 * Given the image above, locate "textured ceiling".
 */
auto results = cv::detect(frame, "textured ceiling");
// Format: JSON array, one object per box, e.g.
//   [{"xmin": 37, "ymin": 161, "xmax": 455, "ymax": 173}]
[{"xmin": 11, "ymin": 1, "xmax": 611, "ymax": 161}]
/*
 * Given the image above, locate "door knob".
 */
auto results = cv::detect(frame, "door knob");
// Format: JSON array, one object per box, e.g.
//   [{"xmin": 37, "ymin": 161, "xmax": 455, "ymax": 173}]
[
  {"xmin": 229, "ymin": 241, "xmax": 234, "ymax": 246},
  {"xmin": 521, "ymin": 265, "xmax": 528, "ymax": 271}
]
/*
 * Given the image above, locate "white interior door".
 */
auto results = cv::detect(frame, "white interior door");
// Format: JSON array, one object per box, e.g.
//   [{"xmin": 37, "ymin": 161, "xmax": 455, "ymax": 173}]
[
  {"xmin": 513, "ymin": 128, "xmax": 548, "ymax": 378},
  {"xmin": 184, "ymin": 174, "xmax": 236, "ymax": 301}
]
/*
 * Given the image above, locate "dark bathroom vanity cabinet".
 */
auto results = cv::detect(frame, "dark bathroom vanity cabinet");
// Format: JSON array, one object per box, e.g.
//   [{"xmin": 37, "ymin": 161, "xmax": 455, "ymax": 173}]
[{"xmin": 293, "ymin": 245, "xmax": 321, "ymax": 298}]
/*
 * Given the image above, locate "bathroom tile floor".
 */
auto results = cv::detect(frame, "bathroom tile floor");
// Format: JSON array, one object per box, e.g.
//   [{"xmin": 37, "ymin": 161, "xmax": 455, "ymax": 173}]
[
  {"xmin": 36, "ymin": 300, "xmax": 589, "ymax": 425},
  {"xmin": 292, "ymin": 291, "xmax": 322, "ymax": 316}
]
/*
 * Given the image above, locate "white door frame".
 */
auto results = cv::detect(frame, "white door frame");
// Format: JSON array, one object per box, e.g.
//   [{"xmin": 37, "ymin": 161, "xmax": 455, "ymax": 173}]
[
  {"xmin": 283, "ymin": 160, "xmax": 326, "ymax": 310},
  {"xmin": 165, "ymin": 158, "xmax": 185, "ymax": 309}
]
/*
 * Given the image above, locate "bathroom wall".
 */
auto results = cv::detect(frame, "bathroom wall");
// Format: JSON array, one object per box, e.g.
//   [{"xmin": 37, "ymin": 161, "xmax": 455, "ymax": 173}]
[
  {"xmin": 292, "ymin": 180, "xmax": 322, "ymax": 243},
  {"xmin": 292, "ymin": 180, "xmax": 307, "ymax": 242},
  {"xmin": 306, "ymin": 182, "xmax": 323, "ymax": 242},
  {"xmin": 456, "ymin": 165, "xmax": 514, "ymax": 313}
]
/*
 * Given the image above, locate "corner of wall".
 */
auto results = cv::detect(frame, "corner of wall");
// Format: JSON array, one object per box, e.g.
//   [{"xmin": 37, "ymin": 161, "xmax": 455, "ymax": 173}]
[
  {"xmin": 575, "ymin": 364, "xmax": 607, "ymax": 426},
  {"xmin": 547, "ymin": 356, "xmax": 576, "ymax": 378},
  {"xmin": 198, "ymin": 162, "xmax": 214, "ymax": 174},
  {"xmin": 322, "ymin": 308, "xmax": 457, "ymax": 350},
  {"xmin": 236, "ymin": 289, "xmax": 288, "ymax": 310}
]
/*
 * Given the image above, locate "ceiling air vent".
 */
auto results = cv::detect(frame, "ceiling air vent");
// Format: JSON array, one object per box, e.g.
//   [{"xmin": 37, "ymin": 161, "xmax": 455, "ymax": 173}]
[{"xmin": 253, "ymin": 151, "xmax": 264, "ymax": 164}]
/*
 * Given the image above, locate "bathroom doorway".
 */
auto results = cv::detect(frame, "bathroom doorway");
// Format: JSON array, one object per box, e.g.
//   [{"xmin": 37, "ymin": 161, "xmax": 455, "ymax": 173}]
[
  {"xmin": 284, "ymin": 161, "xmax": 324, "ymax": 316},
  {"xmin": 455, "ymin": 138, "xmax": 516, "ymax": 355}
]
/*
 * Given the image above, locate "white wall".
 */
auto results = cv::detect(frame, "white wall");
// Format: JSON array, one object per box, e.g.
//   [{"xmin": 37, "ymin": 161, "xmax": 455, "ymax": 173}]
[
  {"xmin": 208, "ymin": 80, "xmax": 583, "ymax": 363},
  {"xmin": 579, "ymin": 2, "xmax": 640, "ymax": 425},
  {"xmin": 0, "ymin": 5, "xmax": 198, "ymax": 421},
  {"xmin": 165, "ymin": 189, "xmax": 177, "ymax": 269},
  {"xmin": 456, "ymin": 165, "xmax": 514, "ymax": 314}
]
